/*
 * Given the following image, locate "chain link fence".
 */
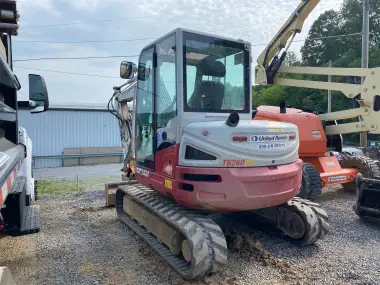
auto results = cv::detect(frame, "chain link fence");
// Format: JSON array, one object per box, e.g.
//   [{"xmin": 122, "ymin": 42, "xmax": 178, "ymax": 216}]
[{"xmin": 34, "ymin": 163, "xmax": 123, "ymax": 196}]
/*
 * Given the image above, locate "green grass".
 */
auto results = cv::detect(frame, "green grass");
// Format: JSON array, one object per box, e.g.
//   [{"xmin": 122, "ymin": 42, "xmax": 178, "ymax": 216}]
[
  {"xmin": 37, "ymin": 176, "xmax": 115, "ymax": 196},
  {"xmin": 37, "ymin": 179, "xmax": 81, "ymax": 196}
]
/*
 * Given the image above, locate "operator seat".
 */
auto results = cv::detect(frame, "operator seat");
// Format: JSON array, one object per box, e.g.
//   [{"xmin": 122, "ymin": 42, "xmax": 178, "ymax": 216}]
[{"xmin": 188, "ymin": 59, "xmax": 226, "ymax": 110}]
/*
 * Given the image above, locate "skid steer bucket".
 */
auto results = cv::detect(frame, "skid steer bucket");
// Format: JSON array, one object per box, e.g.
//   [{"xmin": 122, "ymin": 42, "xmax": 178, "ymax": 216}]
[{"xmin": 354, "ymin": 173, "xmax": 380, "ymax": 219}]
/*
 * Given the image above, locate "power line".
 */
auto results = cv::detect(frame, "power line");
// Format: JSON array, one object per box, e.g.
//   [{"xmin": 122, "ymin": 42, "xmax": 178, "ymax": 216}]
[
  {"xmin": 15, "ymin": 4, "xmax": 341, "ymax": 45},
  {"xmin": 25, "ymin": 2, "xmax": 338, "ymax": 30},
  {"xmin": 249, "ymin": 32, "xmax": 363, "ymax": 47},
  {"xmin": 13, "ymin": 32, "xmax": 362, "ymax": 62},
  {"xmin": 14, "ymin": 18, "xmax": 285, "ymax": 45},
  {"xmin": 21, "ymin": 3, "xmax": 257, "ymax": 29},
  {"xmin": 277, "ymin": 32, "xmax": 363, "ymax": 45},
  {"xmin": 14, "ymin": 17, "xmax": 290, "ymax": 44},
  {"xmin": 15, "ymin": 5, "xmax": 338, "ymax": 45},
  {"xmin": 14, "ymin": 37, "xmax": 157, "ymax": 44},
  {"xmin": 13, "ymin": 55, "xmax": 139, "ymax": 62},
  {"xmin": 13, "ymin": 65, "xmax": 120, "ymax": 78}
]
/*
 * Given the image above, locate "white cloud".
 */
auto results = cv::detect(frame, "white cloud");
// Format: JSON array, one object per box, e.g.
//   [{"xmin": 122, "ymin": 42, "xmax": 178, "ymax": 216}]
[
  {"xmin": 18, "ymin": 0, "xmax": 62, "ymax": 17},
  {"xmin": 13, "ymin": 0, "xmax": 344, "ymax": 103}
]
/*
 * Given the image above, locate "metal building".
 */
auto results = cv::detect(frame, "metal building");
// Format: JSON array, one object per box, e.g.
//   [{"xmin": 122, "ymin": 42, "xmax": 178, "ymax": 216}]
[{"xmin": 18, "ymin": 102, "xmax": 122, "ymax": 169}]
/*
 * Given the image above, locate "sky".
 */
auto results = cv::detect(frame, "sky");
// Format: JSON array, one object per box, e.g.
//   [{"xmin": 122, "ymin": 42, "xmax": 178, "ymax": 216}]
[{"xmin": 13, "ymin": 0, "xmax": 344, "ymax": 104}]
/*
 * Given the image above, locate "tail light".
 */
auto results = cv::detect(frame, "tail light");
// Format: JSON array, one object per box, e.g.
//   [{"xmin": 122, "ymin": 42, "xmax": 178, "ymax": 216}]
[
  {"xmin": 233, "ymin": 136, "xmax": 248, "ymax": 142},
  {"xmin": 0, "ymin": 218, "xmax": 4, "ymax": 232},
  {"xmin": 289, "ymin": 132, "xmax": 297, "ymax": 140}
]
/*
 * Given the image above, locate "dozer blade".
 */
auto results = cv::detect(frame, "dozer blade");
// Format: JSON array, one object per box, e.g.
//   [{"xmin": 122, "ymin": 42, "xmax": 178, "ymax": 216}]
[
  {"xmin": 354, "ymin": 173, "xmax": 380, "ymax": 220},
  {"xmin": 115, "ymin": 184, "xmax": 228, "ymax": 280},
  {"xmin": 105, "ymin": 180, "xmax": 138, "ymax": 207}
]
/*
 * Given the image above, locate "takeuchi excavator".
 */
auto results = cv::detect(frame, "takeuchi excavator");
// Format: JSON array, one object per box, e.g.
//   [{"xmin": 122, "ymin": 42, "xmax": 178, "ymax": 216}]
[
  {"xmin": 252, "ymin": 0, "xmax": 380, "ymax": 219},
  {"xmin": 108, "ymin": 28, "xmax": 330, "ymax": 280}
]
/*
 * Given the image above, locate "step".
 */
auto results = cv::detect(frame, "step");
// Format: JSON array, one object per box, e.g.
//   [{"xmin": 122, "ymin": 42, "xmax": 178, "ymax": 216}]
[
  {"xmin": 20, "ymin": 205, "xmax": 40, "ymax": 234},
  {"xmin": 9, "ymin": 176, "xmax": 26, "ymax": 194}
]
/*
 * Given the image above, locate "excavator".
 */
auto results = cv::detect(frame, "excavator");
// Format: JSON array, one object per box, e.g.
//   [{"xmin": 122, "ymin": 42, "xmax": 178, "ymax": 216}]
[
  {"xmin": 107, "ymin": 28, "xmax": 330, "ymax": 280},
  {"xmin": 106, "ymin": 0, "xmax": 380, "ymax": 280},
  {"xmin": 252, "ymin": 0, "xmax": 380, "ymax": 214}
]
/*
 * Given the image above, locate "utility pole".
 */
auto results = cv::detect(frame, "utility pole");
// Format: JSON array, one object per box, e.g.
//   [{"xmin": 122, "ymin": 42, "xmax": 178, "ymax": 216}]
[
  {"xmin": 328, "ymin": 60, "xmax": 332, "ymax": 113},
  {"xmin": 360, "ymin": 0, "xmax": 370, "ymax": 147}
]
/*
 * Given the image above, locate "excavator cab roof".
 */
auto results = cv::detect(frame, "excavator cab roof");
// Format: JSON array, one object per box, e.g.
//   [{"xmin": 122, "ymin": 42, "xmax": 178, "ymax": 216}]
[
  {"xmin": 140, "ymin": 27, "xmax": 251, "ymax": 56},
  {"xmin": 123, "ymin": 28, "xmax": 253, "ymax": 116}
]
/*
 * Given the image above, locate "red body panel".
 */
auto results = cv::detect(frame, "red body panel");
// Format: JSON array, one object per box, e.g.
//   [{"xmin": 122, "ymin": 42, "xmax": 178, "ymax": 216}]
[
  {"xmin": 253, "ymin": 106, "xmax": 327, "ymax": 157},
  {"xmin": 136, "ymin": 145, "xmax": 303, "ymax": 212}
]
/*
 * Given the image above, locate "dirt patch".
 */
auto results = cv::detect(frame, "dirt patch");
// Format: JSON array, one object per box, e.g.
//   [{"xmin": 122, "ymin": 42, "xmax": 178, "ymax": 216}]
[
  {"xmin": 69, "ymin": 206, "xmax": 110, "ymax": 220},
  {"xmin": 78, "ymin": 206, "xmax": 110, "ymax": 213},
  {"xmin": 224, "ymin": 230, "xmax": 300, "ymax": 282}
]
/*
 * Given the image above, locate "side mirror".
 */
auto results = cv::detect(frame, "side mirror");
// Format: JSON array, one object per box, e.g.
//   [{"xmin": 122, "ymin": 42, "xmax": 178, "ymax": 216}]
[
  {"xmin": 120, "ymin": 61, "xmax": 137, "ymax": 79},
  {"xmin": 28, "ymin": 74, "xmax": 49, "ymax": 114}
]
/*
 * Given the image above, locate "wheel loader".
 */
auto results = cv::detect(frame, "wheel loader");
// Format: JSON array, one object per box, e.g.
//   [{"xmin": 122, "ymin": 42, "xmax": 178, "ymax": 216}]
[
  {"xmin": 253, "ymin": 0, "xmax": 380, "ymax": 208},
  {"xmin": 107, "ymin": 28, "xmax": 330, "ymax": 280}
]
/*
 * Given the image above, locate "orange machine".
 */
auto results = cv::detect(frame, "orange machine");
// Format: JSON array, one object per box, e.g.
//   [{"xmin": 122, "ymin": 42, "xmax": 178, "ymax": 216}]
[
  {"xmin": 252, "ymin": 0, "xmax": 380, "ymax": 200},
  {"xmin": 253, "ymin": 105, "xmax": 378, "ymax": 199}
]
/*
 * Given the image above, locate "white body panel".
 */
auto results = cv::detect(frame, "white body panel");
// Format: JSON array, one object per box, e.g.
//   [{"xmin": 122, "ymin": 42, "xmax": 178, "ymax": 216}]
[
  {"xmin": 179, "ymin": 120, "xmax": 299, "ymax": 167},
  {"xmin": 18, "ymin": 126, "xmax": 34, "ymax": 200}
]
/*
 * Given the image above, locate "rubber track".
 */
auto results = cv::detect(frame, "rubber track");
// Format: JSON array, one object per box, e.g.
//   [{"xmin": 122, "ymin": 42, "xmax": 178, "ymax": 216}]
[
  {"xmin": 115, "ymin": 184, "xmax": 228, "ymax": 280},
  {"xmin": 339, "ymin": 155, "xmax": 380, "ymax": 192},
  {"xmin": 297, "ymin": 163, "xmax": 322, "ymax": 200},
  {"xmin": 284, "ymin": 197, "xmax": 330, "ymax": 246}
]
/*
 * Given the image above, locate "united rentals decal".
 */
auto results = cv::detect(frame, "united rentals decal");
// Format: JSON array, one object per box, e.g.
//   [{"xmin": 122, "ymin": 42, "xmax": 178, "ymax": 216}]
[{"xmin": 250, "ymin": 134, "xmax": 289, "ymax": 142}]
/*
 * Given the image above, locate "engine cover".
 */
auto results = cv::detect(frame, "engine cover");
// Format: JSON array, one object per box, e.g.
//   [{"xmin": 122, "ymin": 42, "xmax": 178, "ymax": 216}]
[{"xmin": 179, "ymin": 120, "xmax": 299, "ymax": 168}]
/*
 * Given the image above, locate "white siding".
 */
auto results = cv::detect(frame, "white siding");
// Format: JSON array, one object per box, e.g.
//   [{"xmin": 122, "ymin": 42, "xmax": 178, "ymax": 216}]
[{"xmin": 18, "ymin": 109, "xmax": 121, "ymax": 168}]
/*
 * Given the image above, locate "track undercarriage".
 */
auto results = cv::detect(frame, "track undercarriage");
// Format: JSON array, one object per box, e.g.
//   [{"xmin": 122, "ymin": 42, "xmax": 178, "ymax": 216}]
[{"xmin": 116, "ymin": 183, "xmax": 330, "ymax": 280}]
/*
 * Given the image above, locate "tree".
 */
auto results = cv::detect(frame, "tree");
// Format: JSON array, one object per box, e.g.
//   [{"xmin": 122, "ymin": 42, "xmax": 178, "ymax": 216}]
[
  {"xmin": 283, "ymin": 51, "xmax": 301, "ymax": 67},
  {"xmin": 252, "ymin": 85, "xmax": 286, "ymax": 107},
  {"xmin": 301, "ymin": 10, "xmax": 343, "ymax": 66},
  {"xmin": 301, "ymin": 0, "xmax": 380, "ymax": 67}
]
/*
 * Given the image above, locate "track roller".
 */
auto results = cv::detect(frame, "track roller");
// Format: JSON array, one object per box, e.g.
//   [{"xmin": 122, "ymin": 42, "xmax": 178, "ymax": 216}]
[
  {"xmin": 115, "ymin": 184, "xmax": 228, "ymax": 280},
  {"xmin": 252, "ymin": 197, "xmax": 330, "ymax": 246}
]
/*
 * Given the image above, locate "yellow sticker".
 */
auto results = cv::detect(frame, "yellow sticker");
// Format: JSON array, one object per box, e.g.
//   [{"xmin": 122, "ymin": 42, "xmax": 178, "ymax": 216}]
[
  {"xmin": 245, "ymin": 160, "xmax": 254, "ymax": 167},
  {"xmin": 165, "ymin": 179, "xmax": 173, "ymax": 190},
  {"xmin": 268, "ymin": 126, "xmax": 284, "ymax": 132}
]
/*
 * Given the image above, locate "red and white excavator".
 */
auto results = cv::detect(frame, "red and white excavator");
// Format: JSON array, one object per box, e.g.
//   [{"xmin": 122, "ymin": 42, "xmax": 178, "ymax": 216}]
[
  {"xmin": 106, "ymin": 0, "xmax": 380, "ymax": 280},
  {"xmin": 106, "ymin": 7, "xmax": 331, "ymax": 281}
]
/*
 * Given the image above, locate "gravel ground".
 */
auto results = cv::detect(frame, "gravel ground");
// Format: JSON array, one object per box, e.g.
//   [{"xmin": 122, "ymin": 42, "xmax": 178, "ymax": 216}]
[{"xmin": 1, "ymin": 185, "xmax": 380, "ymax": 285}]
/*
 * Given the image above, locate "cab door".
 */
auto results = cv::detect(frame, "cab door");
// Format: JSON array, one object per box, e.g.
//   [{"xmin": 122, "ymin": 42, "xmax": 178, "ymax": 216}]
[{"xmin": 134, "ymin": 46, "xmax": 156, "ymax": 171}]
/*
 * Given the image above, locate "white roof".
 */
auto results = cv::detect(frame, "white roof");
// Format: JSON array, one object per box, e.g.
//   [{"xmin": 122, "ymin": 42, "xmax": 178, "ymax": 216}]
[{"xmin": 48, "ymin": 102, "xmax": 109, "ymax": 111}]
